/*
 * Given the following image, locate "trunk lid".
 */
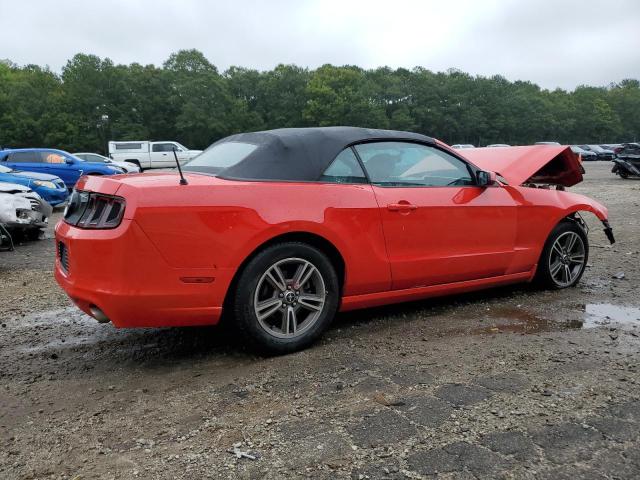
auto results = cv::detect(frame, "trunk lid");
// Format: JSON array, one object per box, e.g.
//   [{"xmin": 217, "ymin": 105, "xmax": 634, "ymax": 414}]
[
  {"xmin": 460, "ymin": 145, "xmax": 583, "ymax": 187},
  {"xmin": 74, "ymin": 172, "xmax": 219, "ymax": 195}
]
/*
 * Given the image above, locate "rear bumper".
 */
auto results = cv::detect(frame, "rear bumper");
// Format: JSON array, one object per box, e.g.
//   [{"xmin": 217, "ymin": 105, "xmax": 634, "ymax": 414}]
[{"xmin": 54, "ymin": 219, "xmax": 233, "ymax": 327}]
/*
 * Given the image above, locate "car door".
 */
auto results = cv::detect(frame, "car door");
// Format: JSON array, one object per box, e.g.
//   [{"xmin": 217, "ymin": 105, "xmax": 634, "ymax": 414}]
[
  {"xmin": 42, "ymin": 151, "xmax": 78, "ymax": 187},
  {"xmin": 2, "ymin": 151, "xmax": 47, "ymax": 175},
  {"xmin": 150, "ymin": 143, "xmax": 176, "ymax": 167},
  {"xmin": 354, "ymin": 141, "xmax": 518, "ymax": 290}
]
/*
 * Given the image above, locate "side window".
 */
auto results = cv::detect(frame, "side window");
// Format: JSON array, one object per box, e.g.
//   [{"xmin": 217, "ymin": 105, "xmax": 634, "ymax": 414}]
[
  {"xmin": 115, "ymin": 143, "xmax": 143, "ymax": 150},
  {"xmin": 43, "ymin": 152, "xmax": 66, "ymax": 164},
  {"xmin": 6, "ymin": 151, "xmax": 42, "ymax": 163},
  {"xmin": 319, "ymin": 148, "xmax": 367, "ymax": 184},
  {"xmin": 354, "ymin": 142, "xmax": 474, "ymax": 187},
  {"xmin": 152, "ymin": 143, "xmax": 174, "ymax": 152}
]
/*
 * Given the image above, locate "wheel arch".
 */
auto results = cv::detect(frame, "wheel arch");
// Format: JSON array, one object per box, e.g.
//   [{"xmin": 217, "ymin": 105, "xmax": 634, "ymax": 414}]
[{"xmin": 221, "ymin": 231, "xmax": 346, "ymax": 316}]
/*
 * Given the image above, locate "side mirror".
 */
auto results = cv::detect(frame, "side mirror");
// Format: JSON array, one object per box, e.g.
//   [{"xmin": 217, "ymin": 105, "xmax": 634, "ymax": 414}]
[
  {"xmin": 477, "ymin": 170, "xmax": 497, "ymax": 187},
  {"xmin": 65, "ymin": 158, "xmax": 75, "ymax": 165}
]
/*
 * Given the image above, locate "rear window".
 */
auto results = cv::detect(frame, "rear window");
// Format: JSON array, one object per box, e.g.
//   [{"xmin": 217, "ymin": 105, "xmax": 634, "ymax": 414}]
[{"xmin": 183, "ymin": 142, "xmax": 258, "ymax": 175}]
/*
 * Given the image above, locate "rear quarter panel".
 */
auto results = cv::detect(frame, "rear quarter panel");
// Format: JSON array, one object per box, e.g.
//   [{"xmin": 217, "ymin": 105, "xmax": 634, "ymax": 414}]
[{"xmin": 122, "ymin": 179, "xmax": 392, "ymax": 296}]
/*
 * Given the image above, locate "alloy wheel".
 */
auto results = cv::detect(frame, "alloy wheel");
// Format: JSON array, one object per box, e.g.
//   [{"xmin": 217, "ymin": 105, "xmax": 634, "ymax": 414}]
[
  {"xmin": 548, "ymin": 231, "xmax": 586, "ymax": 287},
  {"xmin": 253, "ymin": 257, "xmax": 326, "ymax": 339}
]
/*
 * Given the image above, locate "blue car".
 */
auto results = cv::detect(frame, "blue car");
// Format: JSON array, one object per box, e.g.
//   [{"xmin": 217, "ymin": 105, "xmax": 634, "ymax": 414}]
[
  {"xmin": 0, "ymin": 148, "xmax": 125, "ymax": 189},
  {"xmin": 0, "ymin": 164, "xmax": 69, "ymax": 206}
]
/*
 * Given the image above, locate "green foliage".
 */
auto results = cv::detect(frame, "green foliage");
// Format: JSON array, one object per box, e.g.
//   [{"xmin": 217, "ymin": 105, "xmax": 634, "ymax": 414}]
[{"xmin": 0, "ymin": 51, "xmax": 639, "ymax": 153}]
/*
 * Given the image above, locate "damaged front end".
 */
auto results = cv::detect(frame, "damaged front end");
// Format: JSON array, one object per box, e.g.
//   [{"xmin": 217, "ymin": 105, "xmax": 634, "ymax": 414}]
[
  {"xmin": 0, "ymin": 183, "xmax": 53, "ymax": 237},
  {"xmin": 462, "ymin": 145, "xmax": 615, "ymax": 244}
]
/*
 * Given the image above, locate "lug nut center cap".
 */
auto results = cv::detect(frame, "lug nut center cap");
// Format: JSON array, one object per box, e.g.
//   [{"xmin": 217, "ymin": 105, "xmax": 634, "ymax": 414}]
[{"xmin": 284, "ymin": 291, "xmax": 297, "ymax": 304}]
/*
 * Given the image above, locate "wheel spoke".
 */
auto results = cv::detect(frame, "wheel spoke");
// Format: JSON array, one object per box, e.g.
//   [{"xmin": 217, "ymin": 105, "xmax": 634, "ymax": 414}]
[
  {"xmin": 294, "ymin": 261, "xmax": 316, "ymax": 289},
  {"xmin": 256, "ymin": 297, "xmax": 282, "ymax": 320},
  {"xmin": 565, "ymin": 233, "xmax": 578, "ymax": 253},
  {"xmin": 266, "ymin": 265, "xmax": 287, "ymax": 291},
  {"xmin": 281, "ymin": 306, "xmax": 297, "ymax": 334},
  {"xmin": 552, "ymin": 243, "xmax": 564, "ymax": 258},
  {"xmin": 550, "ymin": 260, "xmax": 563, "ymax": 278},
  {"xmin": 298, "ymin": 293, "xmax": 324, "ymax": 312},
  {"xmin": 569, "ymin": 254, "xmax": 584, "ymax": 263},
  {"xmin": 564, "ymin": 265, "xmax": 572, "ymax": 283}
]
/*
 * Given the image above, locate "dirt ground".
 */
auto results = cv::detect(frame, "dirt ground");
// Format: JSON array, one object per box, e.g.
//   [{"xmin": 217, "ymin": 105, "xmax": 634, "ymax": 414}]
[{"xmin": 1, "ymin": 161, "xmax": 639, "ymax": 480}]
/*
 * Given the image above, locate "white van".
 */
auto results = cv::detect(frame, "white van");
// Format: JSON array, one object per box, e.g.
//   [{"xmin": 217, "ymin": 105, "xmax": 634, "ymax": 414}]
[{"xmin": 108, "ymin": 141, "xmax": 202, "ymax": 170}]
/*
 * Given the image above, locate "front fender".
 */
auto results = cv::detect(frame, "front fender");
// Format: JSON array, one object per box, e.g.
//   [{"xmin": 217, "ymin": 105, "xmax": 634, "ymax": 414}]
[
  {"xmin": 560, "ymin": 191, "xmax": 608, "ymax": 221},
  {"xmin": 558, "ymin": 191, "xmax": 614, "ymax": 244}
]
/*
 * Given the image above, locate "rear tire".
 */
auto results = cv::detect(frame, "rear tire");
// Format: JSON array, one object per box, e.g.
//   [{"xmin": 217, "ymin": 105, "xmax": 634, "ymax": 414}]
[
  {"xmin": 232, "ymin": 242, "xmax": 339, "ymax": 355},
  {"xmin": 535, "ymin": 220, "xmax": 589, "ymax": 289}
]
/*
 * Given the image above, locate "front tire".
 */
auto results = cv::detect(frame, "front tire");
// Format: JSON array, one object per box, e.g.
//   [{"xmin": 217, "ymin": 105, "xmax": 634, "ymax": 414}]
[
  {"xmin": 536, "ymin": 220, "xmax": 589, "ymax": 289},
  {"xmin": 232, "ymin": 242, "xmax": 340, "ymax": 355}
]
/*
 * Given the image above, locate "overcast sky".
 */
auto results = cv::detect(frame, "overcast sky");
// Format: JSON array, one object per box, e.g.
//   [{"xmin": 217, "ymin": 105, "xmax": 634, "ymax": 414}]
[{"xmin": 1, "ymin": 0, "xmax": 638, "ymax": 90}]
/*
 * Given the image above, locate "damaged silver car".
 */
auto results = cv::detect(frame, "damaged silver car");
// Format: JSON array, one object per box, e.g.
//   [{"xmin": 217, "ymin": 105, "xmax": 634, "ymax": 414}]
[{"xmin": 0, "ymin": 182, "xmax": 53, "ymax": 242}]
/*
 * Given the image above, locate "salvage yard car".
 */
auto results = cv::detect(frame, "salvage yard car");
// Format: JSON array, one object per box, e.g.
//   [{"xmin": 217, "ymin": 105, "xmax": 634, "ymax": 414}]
[
  {"xmin": 612, "ymin": 142, "xmax": 640, "ymax": 179},
  {"xmin": 54, "ymin": 127, "xmax": 615, "ymax": 354},
  {"xmin": 0, "ymin": 164, "xmax": 69, "ymax": 206},
  {"xmin": 0, "ymin": 182, "xmax": 52, "ymax": 238},
  {"xmin": 570, "ymin": 145, "xmax": 598, "ymax": 161},
  {"xmin": 0, "ymin": 149, "xmax": 125, "ymax": 189}
]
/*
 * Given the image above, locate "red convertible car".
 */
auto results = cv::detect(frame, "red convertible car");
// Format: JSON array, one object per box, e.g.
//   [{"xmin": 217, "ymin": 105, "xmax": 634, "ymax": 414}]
[{"xmin": 55, "ymin": 128, "xmax": 614, "ymax": 354}]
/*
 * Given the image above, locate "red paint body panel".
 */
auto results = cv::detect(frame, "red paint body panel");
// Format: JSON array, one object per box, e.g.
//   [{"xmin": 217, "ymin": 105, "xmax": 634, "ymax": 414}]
[
  {"xmin": 373, "ymin": 185, "xmax": 518, "ymax": 289},
  {"xmin": 54, "ymin": 145, "xmax": 610, "ymax": 329},
  {"xmin": 460, "ymin": 145, "xmax": 583, "ymax": 187}
]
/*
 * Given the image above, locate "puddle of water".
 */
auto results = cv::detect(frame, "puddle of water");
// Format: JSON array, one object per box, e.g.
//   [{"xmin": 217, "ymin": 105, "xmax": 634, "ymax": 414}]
[
  {"xmin": 472, "ymin": 307, "xmax": 553, "ymax": 335},
  {"xmin": 583, "ymin": 303, "xmax": 640, "ymax": 328}
]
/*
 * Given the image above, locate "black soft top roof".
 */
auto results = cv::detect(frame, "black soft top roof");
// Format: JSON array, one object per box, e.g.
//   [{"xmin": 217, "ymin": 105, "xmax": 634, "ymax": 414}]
[{"xmin": 211, "ymin": 127, "xmax": 435, "ymax": 181}]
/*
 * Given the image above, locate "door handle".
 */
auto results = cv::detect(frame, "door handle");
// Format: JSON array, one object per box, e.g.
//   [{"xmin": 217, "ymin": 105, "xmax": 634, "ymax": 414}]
[{"xmin": 387, "ymin": 202, "xmax": 417, "ymax": 212}]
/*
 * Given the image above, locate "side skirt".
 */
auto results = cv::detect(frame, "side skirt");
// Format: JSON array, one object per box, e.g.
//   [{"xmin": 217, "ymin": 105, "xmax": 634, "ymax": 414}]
[{"xmin": 339, "ymin": 270, "xmax": 535, "ymax": 312}]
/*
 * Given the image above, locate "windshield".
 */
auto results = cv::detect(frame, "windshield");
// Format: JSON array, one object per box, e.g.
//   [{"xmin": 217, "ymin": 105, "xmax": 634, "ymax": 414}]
[
  {"xmin": 175, "ymin": 143, "xmax": 189, "ymax": 151},
  {"xmin": 183, "ymin": 142, "xmax": 258, "ymax": 175},
  {"xmin": 75, "ymin": 153, "xmax": 108, "ymax": 163}
]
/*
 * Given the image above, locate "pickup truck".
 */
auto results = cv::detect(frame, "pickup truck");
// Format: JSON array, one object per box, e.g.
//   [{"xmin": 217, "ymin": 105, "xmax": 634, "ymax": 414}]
[{"xmin": 108, "ymin": 141, "xmax": 202, "ymax": 170}]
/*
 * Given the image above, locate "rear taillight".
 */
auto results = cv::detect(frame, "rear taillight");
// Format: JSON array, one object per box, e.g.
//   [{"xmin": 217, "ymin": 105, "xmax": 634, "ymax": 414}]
[{"xmin": 64, "ymin": 190, "xmax": 125, "ymax": 229}]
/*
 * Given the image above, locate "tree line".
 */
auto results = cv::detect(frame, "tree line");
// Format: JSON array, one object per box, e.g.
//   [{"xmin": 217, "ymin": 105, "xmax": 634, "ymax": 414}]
[{"xmin": 1, "ymin": 49, "xmax": 638, "ymax": 154}]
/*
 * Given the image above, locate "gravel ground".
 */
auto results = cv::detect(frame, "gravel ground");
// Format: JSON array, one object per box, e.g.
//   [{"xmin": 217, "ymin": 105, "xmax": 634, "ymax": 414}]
[{"xmin": 1, "ymin": 161, "xmax": 639, "ymax": 480}]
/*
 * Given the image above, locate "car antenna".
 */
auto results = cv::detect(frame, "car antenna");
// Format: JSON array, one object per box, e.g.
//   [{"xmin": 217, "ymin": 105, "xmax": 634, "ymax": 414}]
[{"xmin": 172, "ymin": 147, "xmax": 188, "ymax": 185}]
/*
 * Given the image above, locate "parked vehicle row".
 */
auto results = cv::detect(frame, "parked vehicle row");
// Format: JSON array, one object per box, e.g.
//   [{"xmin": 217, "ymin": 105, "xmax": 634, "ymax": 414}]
[
  {"xmin": 452, "ymin": 141, "xmax": 631, "ymax": 157},
  {"xmin": 0, "ymin": 149, "xmax": 125, "ymax": 189},
  {"xmin": 0, "ymin": 146, "xmax": 139, "ymax": 248},
  {"xmin": 570, "ymin": 146, "xmax": 598, "ymax": 161},
  {"xmin": 579, "ymin": 145, "xmax": 615, "ymax": 160}
]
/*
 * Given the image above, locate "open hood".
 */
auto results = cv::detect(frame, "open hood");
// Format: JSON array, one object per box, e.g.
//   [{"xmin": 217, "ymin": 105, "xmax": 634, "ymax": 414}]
[{"xmin": 460, "ymin": 145, "xmax": 583, "ymax": 187}]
